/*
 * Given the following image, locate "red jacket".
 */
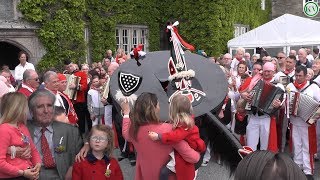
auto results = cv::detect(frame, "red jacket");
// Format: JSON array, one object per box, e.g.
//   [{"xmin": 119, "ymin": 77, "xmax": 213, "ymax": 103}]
[
  {"xmin": 59, "ymin": 92, "xmax": 78, "ymax": 124},
  {"xmin": 72, "ymin": 157, "xmax": 123, "ymax": 180},
  {"xmin": 17, "ymin": 84, "xmax": 34, "ymax": 98},
  {"xmin": 73, "ymin": 70, "xmax": 88, "ymax": 103},
  {"xmin": 161, "ymin": 125, "xmax": 206, "ymax": 180}
]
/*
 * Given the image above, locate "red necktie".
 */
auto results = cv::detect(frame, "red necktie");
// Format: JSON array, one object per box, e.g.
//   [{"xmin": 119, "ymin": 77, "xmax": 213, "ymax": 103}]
[{"xmin": 41, "ymin": 128, "xmax": 56, "ymax": 168}]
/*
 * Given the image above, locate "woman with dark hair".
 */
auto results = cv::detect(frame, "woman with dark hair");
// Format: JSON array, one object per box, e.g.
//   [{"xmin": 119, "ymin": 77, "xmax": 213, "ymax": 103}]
[
  {"xmin": 234, "ymin": 150, "xmax": 307, "ymax": 180},
  {"xmin": 121, "ymin": 92, "xmax": 200, "ymax": 180}
]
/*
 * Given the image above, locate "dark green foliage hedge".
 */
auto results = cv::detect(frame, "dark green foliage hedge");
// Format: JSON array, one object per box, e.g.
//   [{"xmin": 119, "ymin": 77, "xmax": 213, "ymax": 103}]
[{"xmin": 19, "ymin": 0, "xmax": 271, "ymax": 71}]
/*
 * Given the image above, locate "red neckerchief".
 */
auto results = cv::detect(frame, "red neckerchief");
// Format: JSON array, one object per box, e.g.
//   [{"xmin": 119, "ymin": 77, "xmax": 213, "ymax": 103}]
[
  {"xmin": 284, "ymin": 68, "xmax": 294, "ymax": 75},
  {"xmin": 293, "ymin": 80, "xmax": 307, "ymax": 90},
  {"xmin": 263, "ymin": 77, "xmax": 272, "ymax": 82},
  {"xmin": 236, "ymin": 112, "xmax": 246, "ymax": 122},
  {"xmin": 236, "ymin": 57, "xmax": 243, "ymax": 62}
]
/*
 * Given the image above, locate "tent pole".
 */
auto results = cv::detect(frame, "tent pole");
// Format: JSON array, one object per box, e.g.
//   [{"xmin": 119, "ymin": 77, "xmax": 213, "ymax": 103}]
[{"xmin": 286, "ymin": 46, "xmax": 290, "ymax": 56}]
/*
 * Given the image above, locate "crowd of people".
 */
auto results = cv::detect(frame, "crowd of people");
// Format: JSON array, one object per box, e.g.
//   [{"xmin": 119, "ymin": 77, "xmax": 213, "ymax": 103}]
[
  {"xmin": 211, "ymin": 47, "xmax": 320, "ymax": 180},
  {"xmin": 0, "ymin": 45, "xmax": 319, "ymax": 180}
]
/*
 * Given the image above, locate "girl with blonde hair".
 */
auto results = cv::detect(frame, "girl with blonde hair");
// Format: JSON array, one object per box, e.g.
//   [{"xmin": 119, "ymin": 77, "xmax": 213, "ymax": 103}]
[
  {"xmin": 149, "ymin": 94, "xmax": 206, "ymax": 180},
  {"xmin": 0, "ymin": 92, "xmax": 41, "ymax": 179}
]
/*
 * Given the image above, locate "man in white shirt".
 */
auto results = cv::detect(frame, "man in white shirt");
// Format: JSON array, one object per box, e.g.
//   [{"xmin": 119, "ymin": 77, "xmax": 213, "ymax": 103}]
[
  {"xmin": 230, "ymin": 47, "xmax": 245, "ymax": 75},
  {"xmin": 286, "ymin": 65, "xmax": 320, "ymax": 178},
  {"xmin": 14, "ymin": 52, "xmax": 35, "ymax": 83}
]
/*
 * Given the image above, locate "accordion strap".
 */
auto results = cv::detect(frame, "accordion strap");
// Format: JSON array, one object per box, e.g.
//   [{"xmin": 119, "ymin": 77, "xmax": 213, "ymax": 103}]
[{"xmin": 300, "ymin": 83, "xmax": 313, "ymax": 93}]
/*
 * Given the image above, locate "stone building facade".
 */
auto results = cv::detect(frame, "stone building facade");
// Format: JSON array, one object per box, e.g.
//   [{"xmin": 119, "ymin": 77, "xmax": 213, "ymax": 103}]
[
  {"xmin": 0, "ymin": 0, "xmax": 45, "ymax": 69},
  {"xmin": 272, "ymin": 0, "xmax": 320, "ymax": 20}
]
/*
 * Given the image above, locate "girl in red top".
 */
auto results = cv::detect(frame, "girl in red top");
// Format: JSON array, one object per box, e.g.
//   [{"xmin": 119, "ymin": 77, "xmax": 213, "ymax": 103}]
[
  {"xmin": 149, "ymin": 94, "xmax": 206, "ymax": 180},
  {"xmin": 72, "ymin": 125, "xmax": 123, "ymax": 180},
  {"xmin": 0, "ymin": 92, "xmax": 41, "ymax": 179}
]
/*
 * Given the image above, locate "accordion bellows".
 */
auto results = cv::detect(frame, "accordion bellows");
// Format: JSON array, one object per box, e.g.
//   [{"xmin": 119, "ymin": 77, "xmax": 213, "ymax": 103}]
[
  {"xmin": 288, "ymin": 91, "xmax": 320, "ymax": 123},
  {"xmin": 250, "ymin": 80, "xmax": 285, "ymax": 115}
]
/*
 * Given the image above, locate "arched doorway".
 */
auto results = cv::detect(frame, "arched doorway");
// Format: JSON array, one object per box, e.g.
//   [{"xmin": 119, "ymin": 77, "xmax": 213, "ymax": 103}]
[{"xmin": 0, "ymin": 42, "xmax": 24, "ymax": 70}]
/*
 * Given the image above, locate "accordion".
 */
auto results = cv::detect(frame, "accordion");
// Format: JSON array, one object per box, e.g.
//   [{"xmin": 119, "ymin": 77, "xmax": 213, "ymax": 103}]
[
  {"xmin": 287, "ymin": 91, "xmax": 320, "ymax": 124},
  {"xmin": 278, "ymin": 76, "xmax": 291, "ymax": 86},
  {"xmin": 100, "ymin": 76, "xmax": 110, "ymax": 99},
  {"xmin": 246, "ymin": 80, "xmax": 284, "ymax": 115},
  {"xmin": 64, "ymin": 74, "xmax": 81, "ymax": 100}
]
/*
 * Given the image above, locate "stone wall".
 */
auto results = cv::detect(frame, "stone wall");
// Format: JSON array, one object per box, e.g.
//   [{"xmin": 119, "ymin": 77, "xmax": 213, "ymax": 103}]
[
  {"xmin": 0, "ymin": 0, "xmax": 45, "ymax": 65},
  {"xmin": 272, "ymin": 0, "xmax": 320, "ymax": 20}
]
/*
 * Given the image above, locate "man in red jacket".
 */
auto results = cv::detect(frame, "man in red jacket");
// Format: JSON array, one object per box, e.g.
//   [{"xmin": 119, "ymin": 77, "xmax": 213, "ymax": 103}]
[
  {"xmin": 65, "ymin": 60, "xmax": 88, "ymax": 135},
  {"xmin": 17, "ymin": 69, "xmax": 40, "ymax": 98}
]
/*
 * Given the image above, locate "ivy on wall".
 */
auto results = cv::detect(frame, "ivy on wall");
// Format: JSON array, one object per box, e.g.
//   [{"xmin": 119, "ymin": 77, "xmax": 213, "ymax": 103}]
[
  {"xmin": 159, "ymin": 0, "xmax": 271, "ymax": 56},
  {"xmin": 19, "ymin": 0, "xmax": 271, "ymax": 70},
  {"xmin": 19, "ymin": 0, "xmax": 86, "ymax": 72}
]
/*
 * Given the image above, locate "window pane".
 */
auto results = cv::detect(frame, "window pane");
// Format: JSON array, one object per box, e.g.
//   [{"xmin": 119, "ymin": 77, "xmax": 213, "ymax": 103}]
[
  {"xmin": 116, "ymin": 29, "xmax": 120, "ymax": 50},
  {"xmin": 122, "ymin": 29, "xmax": 128, "ymax": 53},
  {"xmin": 140, "ymin": 30, "xmax": 146, "ymax": 51},
  {"xmin": 132, "ymin": 30, "xmax": 137, "ymax": 47}
]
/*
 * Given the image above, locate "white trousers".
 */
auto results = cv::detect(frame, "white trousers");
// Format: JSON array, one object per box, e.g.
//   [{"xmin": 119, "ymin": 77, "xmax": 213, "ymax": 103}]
[
  {"xmin": 246, "ymin": 114, "xmax": 270, "ymax": 151},
  {"xmin": 92, "ymin": 115, "xmax": 104, "ymax": 126},
  {"xmin": 104, "ymin": 105, "xmax": 113, "ymax": 127},
  {"xmin": 292, "ymin": 124, "xmax": 313, "ymax": 175},
  {"xmin": 203, "ymin": 142, "xmax": 211, "ymax": 162}
]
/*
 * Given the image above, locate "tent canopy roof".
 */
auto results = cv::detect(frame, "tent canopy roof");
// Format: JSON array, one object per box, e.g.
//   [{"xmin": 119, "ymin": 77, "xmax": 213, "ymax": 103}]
[{"xmin": 227, "ymin": 14, "xmax": 320, "ymax": 48}]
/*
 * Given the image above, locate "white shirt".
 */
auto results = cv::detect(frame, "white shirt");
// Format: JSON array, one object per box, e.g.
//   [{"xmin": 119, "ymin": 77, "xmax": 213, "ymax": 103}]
[
  {"xmin": 307, "ymin": 54, "xmax": 314, "ymax": 62},
  {"xmin": 14, "ymin": 62, "xmax": 35, "ymax": 81}
]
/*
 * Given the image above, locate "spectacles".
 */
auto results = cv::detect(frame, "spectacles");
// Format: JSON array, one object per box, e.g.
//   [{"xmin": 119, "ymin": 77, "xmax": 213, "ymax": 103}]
[
  {"xmin": 90, "ymin": 136, "xmax": 108, "ymax": 142},
  {"xmin": 277, "ymin": 57, "xmax": 286, "ymax": 59},
  {"xmin": 29, "ymin": 77, "xmax": 39, "ymax": 81}
]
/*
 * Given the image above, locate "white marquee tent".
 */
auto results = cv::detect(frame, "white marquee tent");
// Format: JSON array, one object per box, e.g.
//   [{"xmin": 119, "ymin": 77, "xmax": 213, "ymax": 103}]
[{"xmin": 227, "ymin": 14, "xmax": 320, "ymax": 54}]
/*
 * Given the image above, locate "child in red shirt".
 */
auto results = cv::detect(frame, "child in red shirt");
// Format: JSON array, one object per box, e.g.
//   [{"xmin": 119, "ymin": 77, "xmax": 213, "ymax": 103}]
[
  {"xmin": 72, "ymin": 125, "xmax": 123, "ymax": 180},
  {"xmin": 149, "ymin": 94, "xmax": 206, "ymax": 180}
]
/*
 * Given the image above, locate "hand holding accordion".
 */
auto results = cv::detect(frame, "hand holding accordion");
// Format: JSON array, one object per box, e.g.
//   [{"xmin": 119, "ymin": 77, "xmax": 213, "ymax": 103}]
[
  {"xmin": 64, "ymin": 74, "xmax": 81, "ymax": 100},
  {"xmin": 245, "ymin": 80, "xmax": 285, "ymax": 115}
]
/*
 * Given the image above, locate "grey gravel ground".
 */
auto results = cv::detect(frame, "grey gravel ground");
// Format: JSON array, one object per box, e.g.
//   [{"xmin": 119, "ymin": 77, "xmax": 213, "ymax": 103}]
[{"xmin": 115, "ymin": 149, "xmax": 320, "ymax": 180}]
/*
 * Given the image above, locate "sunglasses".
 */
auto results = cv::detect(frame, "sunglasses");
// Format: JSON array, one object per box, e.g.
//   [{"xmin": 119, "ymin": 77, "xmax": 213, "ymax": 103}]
[{"xmin": 277, "ymin": 57, "xmax": 286, "ymax": 59}]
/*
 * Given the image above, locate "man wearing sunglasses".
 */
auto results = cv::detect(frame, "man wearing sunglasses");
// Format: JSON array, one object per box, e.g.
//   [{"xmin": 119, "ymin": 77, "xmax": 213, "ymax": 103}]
[{"xmin": 17, "ymin": 69, "xmax": 40, "ymax": 98}]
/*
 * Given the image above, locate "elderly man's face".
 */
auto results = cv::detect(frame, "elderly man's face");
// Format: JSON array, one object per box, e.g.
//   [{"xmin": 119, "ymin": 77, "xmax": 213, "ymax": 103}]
[
  {"xmin": 223, "ymin": 55, "xmax": 232, "ymax": 66},
  {"xmin": 298, "ymin": 50, "xmax": 307, "ymax": 60},
  {"xmin": 28, "ymin": 72, "xmax": 40, "ymax": 89},
  {"xmin": 263, "ymin": 70, "xmax": 274, "ymax": 79},
  {"xmin": 46, "ymin": 75, "xmax": 59, "ymax": 92},
  {"xmin": 33, "ymin": 96, "xmax": 54, "ymax": 126}
]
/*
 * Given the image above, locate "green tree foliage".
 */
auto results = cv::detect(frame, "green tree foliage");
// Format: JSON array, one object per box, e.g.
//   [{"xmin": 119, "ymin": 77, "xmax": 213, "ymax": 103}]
[{"xmin": 19, "ymin": 0, "xmax": 270, "ymax": 70}]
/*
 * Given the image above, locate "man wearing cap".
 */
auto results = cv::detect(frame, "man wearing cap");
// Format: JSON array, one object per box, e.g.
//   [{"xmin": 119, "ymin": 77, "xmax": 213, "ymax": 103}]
[
  {"xmin": 286, "ymin": 65, "xmax": 320, "ymax": 178},
  {"xmin": 57, "ymin": 73, "xmax": 78, "ymax": 125},
  {"xmin": 242, "ymin": 62, "xmax": 284, "ymax": 152}
]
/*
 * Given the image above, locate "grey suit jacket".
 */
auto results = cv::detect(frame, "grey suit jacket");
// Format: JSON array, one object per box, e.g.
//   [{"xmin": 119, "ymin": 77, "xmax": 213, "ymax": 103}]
[{"xmin": 27, "ymin": 120, "xmax": 83, "ymax": 179}]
